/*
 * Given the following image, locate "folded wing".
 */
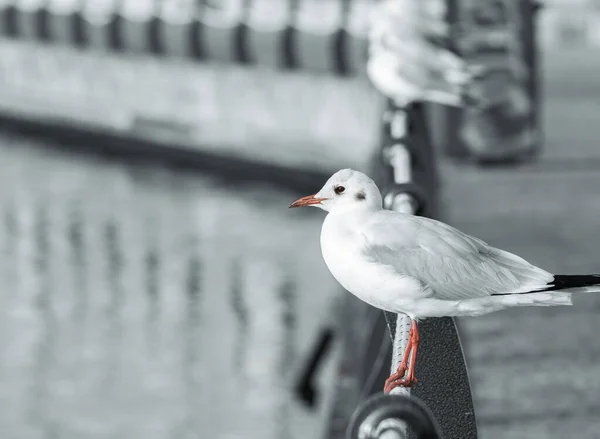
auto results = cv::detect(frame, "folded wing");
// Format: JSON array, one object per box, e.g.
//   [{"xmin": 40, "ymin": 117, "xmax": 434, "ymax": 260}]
[{"xmin": 360, "ymin": 211, "xmax": 554, "ymax": 300}]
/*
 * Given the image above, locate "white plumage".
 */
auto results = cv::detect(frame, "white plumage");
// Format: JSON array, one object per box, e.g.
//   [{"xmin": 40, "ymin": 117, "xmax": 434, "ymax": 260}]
[
  {"xmin": 292, "ymin": 169, "xmax": 600, "ymax": 319},
  {"xmin": 289, "ymin": 169, "xmax": 600, "ymax": 390}
]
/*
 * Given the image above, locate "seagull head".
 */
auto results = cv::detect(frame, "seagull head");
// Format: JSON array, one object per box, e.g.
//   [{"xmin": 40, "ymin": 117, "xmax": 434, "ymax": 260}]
[{"xmin": 289, "ymin": 169, "xmax": 383, "ymax": 213}]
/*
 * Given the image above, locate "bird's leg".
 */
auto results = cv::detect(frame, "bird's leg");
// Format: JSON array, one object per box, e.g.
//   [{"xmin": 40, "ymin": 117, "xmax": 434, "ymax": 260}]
[
  {"xmin": 383, "ymin": 320, "xmax": 419, "ymax": 392},
  {"xmin": 403, "ymin": 320, "xmax": 420, "ymax": 385}
]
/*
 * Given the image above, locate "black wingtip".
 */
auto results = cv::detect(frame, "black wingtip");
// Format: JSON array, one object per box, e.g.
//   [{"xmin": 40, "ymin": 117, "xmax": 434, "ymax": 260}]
[{"xmin": 547, "ymin": 274, "xmax": 600, "ymax": 291}]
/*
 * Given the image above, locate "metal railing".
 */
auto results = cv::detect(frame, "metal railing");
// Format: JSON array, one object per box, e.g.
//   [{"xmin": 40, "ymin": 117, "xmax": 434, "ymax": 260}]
[
  {"xmin": 345, "ymin": 101, "xmax": 479, "ymax": 439},
  {"xmin": 346, "ymin": 0, "xmax": 544, "ymax": 434}
]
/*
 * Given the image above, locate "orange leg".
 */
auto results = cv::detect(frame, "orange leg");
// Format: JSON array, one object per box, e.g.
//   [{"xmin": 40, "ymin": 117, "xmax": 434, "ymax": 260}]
[
  {"xmin": 383, "ymin": 320, "xmax": 419, "ymax": 393},
  {"xmin": 383, "ymin": 327, "xmax": 412, "ymax": 392},
  {"xmin": 404, "ymin": 321, "xmax": 420, "ymax": 384}
]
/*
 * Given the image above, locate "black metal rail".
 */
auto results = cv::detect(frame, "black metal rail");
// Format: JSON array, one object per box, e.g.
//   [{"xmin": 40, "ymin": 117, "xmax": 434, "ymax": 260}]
[{"xmin": 348, "ymin": 100, "xmax": 479, "ymax": 439}]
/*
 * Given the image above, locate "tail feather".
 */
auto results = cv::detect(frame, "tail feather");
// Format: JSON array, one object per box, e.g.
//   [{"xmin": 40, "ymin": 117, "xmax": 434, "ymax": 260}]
[
  {"xmin": 494, "ymin": 274, "xmax": 600, "ymax": 296},
  {"xmin": 456, "ymin": 274, "xmax": 600, "ymax": 317},
  {"xmin": 547, "ymin": 274, "xmax": 600, "ymax": 292},
  {"xmin": 457, "ymin": 292, "xmax": 572, "ymax": 317}
]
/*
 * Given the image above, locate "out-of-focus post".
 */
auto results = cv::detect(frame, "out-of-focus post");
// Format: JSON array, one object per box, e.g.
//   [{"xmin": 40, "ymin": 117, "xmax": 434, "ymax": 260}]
[
  {"xmin": 46, "ymin": 0, "xmax": 80, "ymax": 45},
  {"xmin": 342, "ymin": 0, "xmax": 372, "ymax": 77},
  {"xmin": 80, "ymin": 0, "xmax": 119, "ymax": 50},
  {"xmin": 199, "ymin": 0, "xmax": 245, "ymax": 63},
  {"xmin": 0, "ymin": 0, "xmax": 17, "ymax": 37},
  {"xmin": 156, "ymin": 0, "xmax": 198, "ymax": 58},
  {"xmin": 117, "ymin": 0, "xmax": 158, "ymax": 54},
  {"xmin": 244, "ymin": 0, "xmax": 293, "ymax": 68},
  {"xmin": 292, "ymin": 0, "xmax": 345, "ymax": 74},
  {"xmin": 14, "ymin": 0, "xmax": 47, "ymax": 40}
]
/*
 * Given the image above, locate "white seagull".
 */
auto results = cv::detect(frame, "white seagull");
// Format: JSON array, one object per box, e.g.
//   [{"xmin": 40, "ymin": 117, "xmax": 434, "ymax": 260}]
[{"xmin": 289, "ymin": 169, "xmax": 600, "ymax": 393}]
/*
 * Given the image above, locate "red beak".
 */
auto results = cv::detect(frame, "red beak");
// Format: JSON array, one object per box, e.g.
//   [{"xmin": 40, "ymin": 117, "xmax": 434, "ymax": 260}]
[{"xmin": 289, "ymin": 194, "xmax": 327, "ymax": 208}]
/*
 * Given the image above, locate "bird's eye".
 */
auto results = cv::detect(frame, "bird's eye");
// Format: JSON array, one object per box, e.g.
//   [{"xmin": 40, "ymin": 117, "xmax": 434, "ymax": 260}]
[{"xmin": 334, "ymin": 186, "xmax": 345, "ymax": 195}]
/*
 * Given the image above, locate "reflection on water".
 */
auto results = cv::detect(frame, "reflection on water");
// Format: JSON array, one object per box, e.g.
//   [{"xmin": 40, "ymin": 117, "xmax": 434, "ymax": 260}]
[{"xmin": 0, "ymin": 135, "xmax": 342, "ymax": 439}]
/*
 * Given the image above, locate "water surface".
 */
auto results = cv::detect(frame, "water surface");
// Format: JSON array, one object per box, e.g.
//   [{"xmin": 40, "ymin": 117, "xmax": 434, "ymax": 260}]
[{"xmin": 0, "ymin": 135, "xmax": 343, "ymax": 439}]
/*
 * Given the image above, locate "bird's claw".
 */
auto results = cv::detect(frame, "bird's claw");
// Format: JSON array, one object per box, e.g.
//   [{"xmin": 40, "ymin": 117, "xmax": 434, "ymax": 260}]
[
  {"xmin": 384, "ymin": 374, "xmax": 417, "ymax": 393},
  {"xmin": 383, "ymin": 365, "xmax": 418, "ymax": 393},
  {"xmin": 383, "ymin": 370, "xmax": 403, "ymax": 393}
]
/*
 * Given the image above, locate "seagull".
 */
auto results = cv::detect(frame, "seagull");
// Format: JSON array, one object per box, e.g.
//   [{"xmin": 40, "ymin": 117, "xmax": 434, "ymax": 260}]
[{"xmin": 289, "ymin": 169, "xmax": 600, "ymax": 393}]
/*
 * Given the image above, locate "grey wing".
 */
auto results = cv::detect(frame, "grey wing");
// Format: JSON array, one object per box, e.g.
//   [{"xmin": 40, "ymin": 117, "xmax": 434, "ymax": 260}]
[{"xmin": 361, "ymin": 212, "xmax": 554, "ymax": 300}]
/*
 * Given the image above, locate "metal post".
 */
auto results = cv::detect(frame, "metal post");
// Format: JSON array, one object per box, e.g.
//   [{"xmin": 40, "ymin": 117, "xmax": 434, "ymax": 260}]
[
  {"xmin": 379, "ymin": 102, "xmax": 479, "ymax": 439},
  {"xmin": 347, "ymin": 99, "xmax": 478, "ymax": 439},
  {"xmin": 383, "ymin": 108, "xmax": 421, "ymax": 439},
  {"xmin": 384, "ymin": 318, "xmax": 412, "ymax": 439},
  {"xmin": 383, "ymin": 110, "xmax": 417, "ymax": 400}
]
